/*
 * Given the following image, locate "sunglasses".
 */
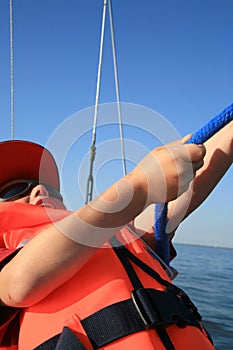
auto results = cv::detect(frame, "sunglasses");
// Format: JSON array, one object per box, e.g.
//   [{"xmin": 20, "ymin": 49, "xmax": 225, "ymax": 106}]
[{"xmin": 0, "ymin": 179, "xmax": 63, "ymax": 202}]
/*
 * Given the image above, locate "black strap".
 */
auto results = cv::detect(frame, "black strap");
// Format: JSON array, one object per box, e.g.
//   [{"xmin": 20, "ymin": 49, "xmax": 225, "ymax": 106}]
[
  {"xmin": 111, "ymin": 236, "xmax": 171, "ymax": 288},
  {"xmin": 34, "ymin": 299, "xmax": 179, "ymax": 350},
  {"xmin": 110, "ymin": 238, "xmax": 144, "ymax": 289},
  {"xmin": 35, "ymin": 287, "xmax": 204, "ymax": 350},
  {"xmin": 80, "ymin": 287, "xmax": 202, "ymax": 349},
  {"xmin": 81, "ymin": 299, "xmax": 145, "ymax": 349},
  {"xmin": 34, "ymin": 327, "xmax": 86, "ymax": 350},
  {"xmin": 34, "ymin": 334, "xmax": 60, "ymax": 350},
  {"xmin": 35, "ymin": 237, "xmax": 205, "ymax": 350},
  {"xmin": 110, "ymin": 236, "xmax": 176, "ymax": 350},
  {"xmin": 109, "ymin": 236, "xmax": 206, "ymax": 349},
  {"xmin": 81, "ymin": 297, "xmax": 171, "ymax": 349},
  {"xmin": 111, "ymin": 236, "xmax": 202, "ymax": 322},
  {"xmin": 55, "ymin": 327, "xmax": 86, "ymax": 350}
]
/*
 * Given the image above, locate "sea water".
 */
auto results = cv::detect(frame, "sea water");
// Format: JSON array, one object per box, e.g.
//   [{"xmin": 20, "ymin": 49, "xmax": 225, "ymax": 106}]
[{"xmin": 172, "ymin": 244, "xmax": 233, "ymax": 350}]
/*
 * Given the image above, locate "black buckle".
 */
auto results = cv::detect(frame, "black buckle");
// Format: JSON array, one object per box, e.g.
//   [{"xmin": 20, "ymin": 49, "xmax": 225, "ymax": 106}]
[
  {"xmin": 171, "ymin": 285, "xmax": 202, "ymax": 321},
  {"xmin": 131, "ymin": 287, "xmax": 201, "ymax": 329}
]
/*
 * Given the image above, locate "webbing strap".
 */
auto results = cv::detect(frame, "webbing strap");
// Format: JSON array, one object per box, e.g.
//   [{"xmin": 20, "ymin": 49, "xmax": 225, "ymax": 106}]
[
  {"xmin": 110, "ymin": 236, "xmax": 176, "ymax": 350},
  {"xmin": 34, "ymin": 327, "xmax": 86, "ymax": 350},
  {"xmin": 110, "ymin": 236, "xmax": 171, "ymax": 288},
  {"xmin": 112, "ymin": 240, "xmax": 202, "ymax": 322},
  {"xmin": 34, "ymin": 297, "xmax": 180, "ymax": 350},
  {"xmin": 34, "ymin": 334, "xmax": 60, "ymax": 350},
  {"xmin": 80, "ymin": 287, "xmax": 202, "ymax": 349},
  {"xmin": 34, "ymin": 292, "xmax": 206, "ymax": 350},
  {"xmin": 110, "ymin": 239, "xmax": 144, "ymax": 289},
  {"xmin": 34, "ymin": 240, "xmax": 204, "ymax": 350},
  {"xmin": 81, "ymin": 299, "xmax": 145, "ymax": 349}
]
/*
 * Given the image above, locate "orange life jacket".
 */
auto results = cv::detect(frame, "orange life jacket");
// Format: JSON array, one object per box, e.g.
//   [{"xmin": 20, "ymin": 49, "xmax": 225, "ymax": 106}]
[
  {"xmin": 19, "ymin": 237, "xmax": 214, "ymax": 350},
  {"xmin": 0, "ymin": 203, "xmax": 215, "ymax": 350}
]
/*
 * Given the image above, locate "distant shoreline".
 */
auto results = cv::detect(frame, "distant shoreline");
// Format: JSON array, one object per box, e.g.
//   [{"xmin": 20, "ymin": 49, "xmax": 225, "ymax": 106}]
[{"xmin": 174, "ymin": 242, "xmax": 233, "ymax": 250}]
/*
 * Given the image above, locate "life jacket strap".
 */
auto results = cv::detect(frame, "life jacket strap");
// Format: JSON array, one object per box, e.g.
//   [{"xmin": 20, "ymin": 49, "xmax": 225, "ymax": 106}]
[
  {"xmin": 35, "ymin": 286, "xmax": 212, "ymax": 350},
  {"xmin": 80, "ymin": 286, "xmax": 202, "ymax": 349},
  {"xmin": 109, "ymin": 236, "xmax": 203, "ymax": 350},
  {"xmin": 34, "ymin": 237, "xmax": 209, "ymax": 350},
  {"xmin": 111, "ymin": 238, "xmax": 202, "ymax": 324},
  {"xmin": 34, "ymin": 326, "xmax": 86, "ymax": 350}
]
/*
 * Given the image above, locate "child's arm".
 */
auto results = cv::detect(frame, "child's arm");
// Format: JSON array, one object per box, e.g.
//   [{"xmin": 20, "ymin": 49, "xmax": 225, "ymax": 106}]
[
  {"xmin": 0, "ymin": 137, "xmax": 205, "ymax": 308},
  {"xmin": 134, "ymin": 121, "xmax": 233, "ymax": 243},
  {"xmin": 168, "ymin": 120, "xmax": 233, "ymax": 235}
]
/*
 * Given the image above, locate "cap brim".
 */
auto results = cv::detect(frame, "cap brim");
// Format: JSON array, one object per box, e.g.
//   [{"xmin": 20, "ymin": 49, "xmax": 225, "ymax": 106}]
[{"xmin": 0, "ymin": 140, "xmax": 60, "ymax": 190}]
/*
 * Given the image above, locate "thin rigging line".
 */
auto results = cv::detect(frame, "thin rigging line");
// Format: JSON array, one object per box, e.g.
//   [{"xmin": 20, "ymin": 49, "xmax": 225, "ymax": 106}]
[
  {"xmin": 85, "ymin": 0, "xmax": 108, "ymax": 204},
  {"xmin": 108, "ymin": 0, "xmax": 127, "ymax": 176},
  {"xmin": 85, "ymin": 0, "xmax": 127, "ymax": 203},
  {"xmin": 9, "ymin": 0, "xmax": 14, "ymax": 140}
]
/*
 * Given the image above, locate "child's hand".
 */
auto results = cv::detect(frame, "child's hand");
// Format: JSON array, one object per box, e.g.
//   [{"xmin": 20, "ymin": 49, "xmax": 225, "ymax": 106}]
[{"xmin": 132, "ymin": 135, "xmax": 206, "ymax": 205}]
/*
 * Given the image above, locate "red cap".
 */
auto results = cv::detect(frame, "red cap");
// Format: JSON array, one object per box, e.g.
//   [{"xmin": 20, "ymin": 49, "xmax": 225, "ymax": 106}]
[{"xmin": 0, "ymin": 140, "xmax": 60, "ymax": 190}]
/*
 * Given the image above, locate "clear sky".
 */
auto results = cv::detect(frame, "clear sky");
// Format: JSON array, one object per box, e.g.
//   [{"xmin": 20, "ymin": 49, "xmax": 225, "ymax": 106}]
[{"xmin": 0, "ymin": 0, "xmax": 232, "ymax": 248}]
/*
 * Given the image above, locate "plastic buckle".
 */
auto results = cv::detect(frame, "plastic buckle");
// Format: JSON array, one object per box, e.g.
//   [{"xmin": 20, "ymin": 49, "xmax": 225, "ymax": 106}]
[
  {"xmin": 131, "ymin": 287, "xmax": 198, "ymax": 329},
  {"xmin": 131, "ymin": 288, "xmax": 160, "ymax": 328},
  {"xmin": 171, "ymin": 285, "xmax": 202, "ymax": 321}
]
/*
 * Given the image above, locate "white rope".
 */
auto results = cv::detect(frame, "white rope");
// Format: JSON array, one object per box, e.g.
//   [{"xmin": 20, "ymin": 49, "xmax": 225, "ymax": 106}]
[
  {"xmin": 85, "ymin": 0, "xmax": 127, "ymax": 203},
  {"xmin": 108, "ymin": 0, "xmax": 127, "ymax": 176},
  {"xmin": 9, "ymin": 0, "xmax": 14, "ymax": 140},
  {"xmin": 85, "ymin": 0, "xmax": 108, "ymax": 204}
]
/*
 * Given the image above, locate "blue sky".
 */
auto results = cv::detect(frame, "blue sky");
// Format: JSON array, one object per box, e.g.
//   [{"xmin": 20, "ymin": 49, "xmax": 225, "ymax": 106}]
[{"xmin": 0, "ymin": 0, "xmax": 232, "ymax": 248}]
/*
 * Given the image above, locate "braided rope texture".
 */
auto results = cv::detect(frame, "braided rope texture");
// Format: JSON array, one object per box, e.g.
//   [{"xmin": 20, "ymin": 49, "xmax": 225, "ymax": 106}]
[{"xmin": 154, "ymin": 103, "xmax": 233, "ymax": 265}]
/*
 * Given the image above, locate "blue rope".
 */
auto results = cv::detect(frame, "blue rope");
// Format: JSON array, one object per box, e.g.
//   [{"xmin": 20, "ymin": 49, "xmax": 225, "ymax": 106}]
[{"xmin": 154, "ymin": 103, "xmax": 233, "ymax": 265}]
